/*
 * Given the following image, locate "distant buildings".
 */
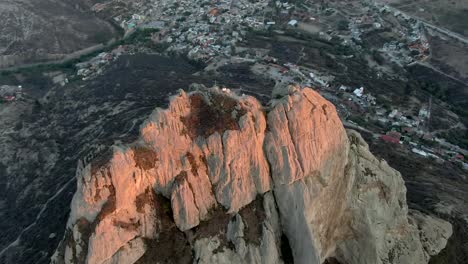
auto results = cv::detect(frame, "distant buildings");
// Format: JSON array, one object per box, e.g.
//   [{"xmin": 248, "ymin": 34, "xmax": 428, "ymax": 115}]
[
  {"xmin": 381, "ymin": 134, "xmax": 401, "ymax": 144},
  {"xmin": 353, "ymin": 87, "xmax": 364, "ymax": 97},
  {"xmin": 412, "ymin": 148, "xmax": 428, "ymax": 157},
  {"xmin": 288, "ymin": 20, "xmax": 298, "ymax": 27},
  {"xmin": 0, "ymin": 85, "xmax": 23, "ymax": 103},
  {"xmin": 419, "ymin": 107, "xmax": 430, "ymax": 119}
]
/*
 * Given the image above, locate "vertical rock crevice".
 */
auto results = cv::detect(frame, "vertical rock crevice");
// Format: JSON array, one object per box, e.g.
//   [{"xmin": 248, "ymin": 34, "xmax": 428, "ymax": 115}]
[{"xmin": 53, "ymin": 87, "xmax": 452, "ymax": 264}]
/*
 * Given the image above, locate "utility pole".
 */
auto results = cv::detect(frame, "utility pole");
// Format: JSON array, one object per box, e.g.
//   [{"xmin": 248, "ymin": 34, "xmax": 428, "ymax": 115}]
[
  {"xmin": 296, "ymin": 47, "xmax": 305, "ymax": 65},
  {"xmin": 427, "ymin": 95, "xmax": 432, "ymax": 132}
]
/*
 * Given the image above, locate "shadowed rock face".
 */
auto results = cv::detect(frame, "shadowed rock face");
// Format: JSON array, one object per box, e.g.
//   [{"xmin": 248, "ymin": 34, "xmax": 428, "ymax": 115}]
[{"xmin": 52, "ymin": 87, "xmax": 452, "ymax": 264}]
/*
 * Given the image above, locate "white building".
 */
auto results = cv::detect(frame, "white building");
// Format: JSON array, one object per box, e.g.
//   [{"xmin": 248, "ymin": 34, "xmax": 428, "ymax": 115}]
[
  {"xmin": 412, "ymin": 148, "xmax": 428, "ymax": 157},
  {"xmin": 419, "ymin": 107, "xmax": 430, "ymax": 119},
  {"xmin": 388, "ymin": 109, "xmax": 398, "ymax": 118},
  {"xmin": 288, "ymin": 20, "xmax": 298, "ymax": 26},
  {"xmin": 353, "ymin": 87, "xmax": 364, "ymax": 97}
]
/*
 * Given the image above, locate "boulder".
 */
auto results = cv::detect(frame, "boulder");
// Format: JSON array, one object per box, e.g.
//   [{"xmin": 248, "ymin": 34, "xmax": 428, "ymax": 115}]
[{"xmin": 53, "ymin": 87, "xmax": 451, "ymax": 264}]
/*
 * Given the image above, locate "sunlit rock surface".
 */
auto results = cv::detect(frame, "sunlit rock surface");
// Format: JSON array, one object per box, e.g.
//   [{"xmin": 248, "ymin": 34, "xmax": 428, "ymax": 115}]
[{"xmin": 52, "ymin": 87, "xmax": 451, "ymax": 264}]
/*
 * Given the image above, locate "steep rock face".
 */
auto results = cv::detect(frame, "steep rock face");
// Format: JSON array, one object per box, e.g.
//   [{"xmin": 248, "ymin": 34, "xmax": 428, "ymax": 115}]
[
  {"xmin": 53, "ymin": 87, "xmax": 451, "ymax": 264},
  {"xmin": 332, "ymin": 131, "xmax": 452, "ymax": 264},
  {"xmin": 139, "ymin": 90, "xmax": 271, "ymax": 219},
  {"xmin": 265, "ymin": 87, "xmax": 351, "ymax": 263},
  {"xmin": 192, "ymin": 193, "xmax": 282, "ymax": 264}
]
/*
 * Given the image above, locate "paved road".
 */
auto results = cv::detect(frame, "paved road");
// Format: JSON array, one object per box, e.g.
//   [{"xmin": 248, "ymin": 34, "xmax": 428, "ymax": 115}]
[
  {"xmin": 422, "ymin": 22, "xmax": 468, "ymax": 45},
  {"xmin": 0, "ymin": 44, "xmax": 105, "ymax": 72},
  {"xmin": 343, "ymin": 121, "xmax": 380, "ymax": 138},
  {"xmin": 381, "ymin": 3, "xmax": 468, "ymax": 85},
  {"xmin": 381, "ymin": 4, "xmax": 468, "ymax": 45},
  {"xmin": 0, "ymin": 30, "xmax": 132, "ymax": 73}
]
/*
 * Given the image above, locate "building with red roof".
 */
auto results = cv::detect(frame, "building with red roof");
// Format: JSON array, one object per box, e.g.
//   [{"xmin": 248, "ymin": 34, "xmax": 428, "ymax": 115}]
[{"xmin": 380, "ymin": 134, "xmax": 400, "ymax": 144}]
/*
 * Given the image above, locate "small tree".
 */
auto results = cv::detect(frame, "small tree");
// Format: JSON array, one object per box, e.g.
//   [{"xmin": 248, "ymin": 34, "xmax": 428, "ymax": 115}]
[{"xmin": 337, "ymin": 20, "xmax": 349, "ymax": 30}]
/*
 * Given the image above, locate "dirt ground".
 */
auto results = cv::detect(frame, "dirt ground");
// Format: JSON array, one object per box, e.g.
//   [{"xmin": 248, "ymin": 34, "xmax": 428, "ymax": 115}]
[
  {"xmin": 297, "ymin": 22, "xmax": 323, "ymax": 35},
  {"xmin": 0, "ymin": 0, "xmax": 119, "ymax": 68},
  {"xmin": 378, "ymin": 0, "xmax": 468, "ymax": 37},
  {"xmin": 429, "ymin": 36, "xmax": 468, "ymax": 80}
]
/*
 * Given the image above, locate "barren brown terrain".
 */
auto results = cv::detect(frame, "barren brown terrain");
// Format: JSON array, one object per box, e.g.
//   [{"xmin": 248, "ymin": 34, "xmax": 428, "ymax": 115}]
[
  {"xmin": 0, "ymin": 0, "xmax": 119, "ymax": 68},
  {"xmin": 379, "ymin": 0, "xmax": 468, "ymax": 37}
]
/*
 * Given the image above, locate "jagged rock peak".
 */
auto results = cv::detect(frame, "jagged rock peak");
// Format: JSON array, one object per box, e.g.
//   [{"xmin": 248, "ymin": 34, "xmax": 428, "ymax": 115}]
[{"xmin": 52, "ymin": 86, "xmax": 452, "ymax": 264}]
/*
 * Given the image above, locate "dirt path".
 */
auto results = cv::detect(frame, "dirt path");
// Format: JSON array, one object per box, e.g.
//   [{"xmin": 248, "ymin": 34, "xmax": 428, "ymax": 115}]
[
  {"xmin": 408, "ymin": 61, "xmax": 467, "ymax": 85},
  {"xmin": 0, "ymin": 177, "xmax": 75, "ymax": 257}
]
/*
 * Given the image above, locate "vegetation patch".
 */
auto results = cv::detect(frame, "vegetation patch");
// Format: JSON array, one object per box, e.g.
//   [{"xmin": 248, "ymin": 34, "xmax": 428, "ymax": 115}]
[
  {"xmin": 132, "ymin": 146, "xmax": 158, "ymax": 170},
  {"xmin": 238, "ymin": 196, "xmax": 266, "ymax": 245},
  {"xmin": 186, "ymin": 152, "xmax": 199, "ymax": 177},
  {"xmin": 364, "ymin": 167, "xmax": 377, "ymax": 177},
  {"xmin": 135, "ymin": 193, "xmax": 192, "ymax": 264},
  {"xmin": 112, "ymin": 219, "xmax": 140, "ymax": 231},
  {"xmin": 64, "ymin": 184, "xmax": 116, "ymax": 264},
  {"xmin": 199, "ymin": 154, "xmax": 209, "ymax": 175},
  {"xmin": 136, "ymin": 188, "xmax": 155, "ymax": 214},
  {"xmin": 190, "ymin": 206, "xmax": 234, "ymax": 250},
  {"xmin": 175, "ymin": 171, "xmax": 189, "ymax": 184},
  {"xmin": 90, "ymin": 148, "xmax": 114, "ymax": 175},
  {"xmin": 95, "ymin": 184, "xmax": 117, "ymax": 223},
  {"xmin": 64, "ymin": 219, "xmax": 91, "ymax": 264},
  {"xmin": 180, "ymin": 92, "xmax": 247, "ymax": 139}
]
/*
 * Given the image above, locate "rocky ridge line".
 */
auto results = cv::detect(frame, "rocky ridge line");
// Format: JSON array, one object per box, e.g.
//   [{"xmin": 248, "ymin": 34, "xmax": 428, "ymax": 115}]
[{"xmin": 52, "ymin": 86, "xmax": 452, "ymax": 264}]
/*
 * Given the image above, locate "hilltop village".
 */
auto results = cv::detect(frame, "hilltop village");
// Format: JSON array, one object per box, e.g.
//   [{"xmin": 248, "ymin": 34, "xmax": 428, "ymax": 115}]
[{"xmin": 2, "ymin": 0, "xmax": 465, "ymax": 169}]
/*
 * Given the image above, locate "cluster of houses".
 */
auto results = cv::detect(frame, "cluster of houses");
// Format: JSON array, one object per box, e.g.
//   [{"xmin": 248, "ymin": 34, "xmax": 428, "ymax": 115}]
[
  {"xmin": 376, "ymin": 4, "xmax": 431, "ymax": 65},
  {"xmin": 81, "ymin": 0, "xmax": 466, "ymax": 166},
  {"xmin": 91, "ymin": 0, "xmax": 150, "ymax": 31},
  {"xmin": 76, "ymin": 46, "xmax": 127, "ymax": 81},
  {"xmin": 160, "ymin": 0, "xmax": 275, "ymax": 61},
  {"xmin": 375, "ymin": 107, "xmax": 466, "ymax": 166},
  {"xmin": 0, "ymin": 85, "xmax": 23, "ymax": 103},
  {"xmin": 380, "ymin": 126, "xmax": 466, "ymax": 166},
  {"xmin": 378, "ymin": 107, "xmax": 430, "ymax": 140},
  {"xmin": 337, "ymin": 86, "xmax": 377, "ymax": 111},
  {"xmin": 328, "ymin": 79, "xmax": 466, "ymax": 167},
  {"xmin": 94, "ymin": 0, "xmax": 303, "ymax": 62},
  {"xmin": 120, "ymin": 14, "xmax": 146, "ymax": 31},
  {"xmin": 324, "ymin": 1, "xmax": 431, "ymax": 66}
]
